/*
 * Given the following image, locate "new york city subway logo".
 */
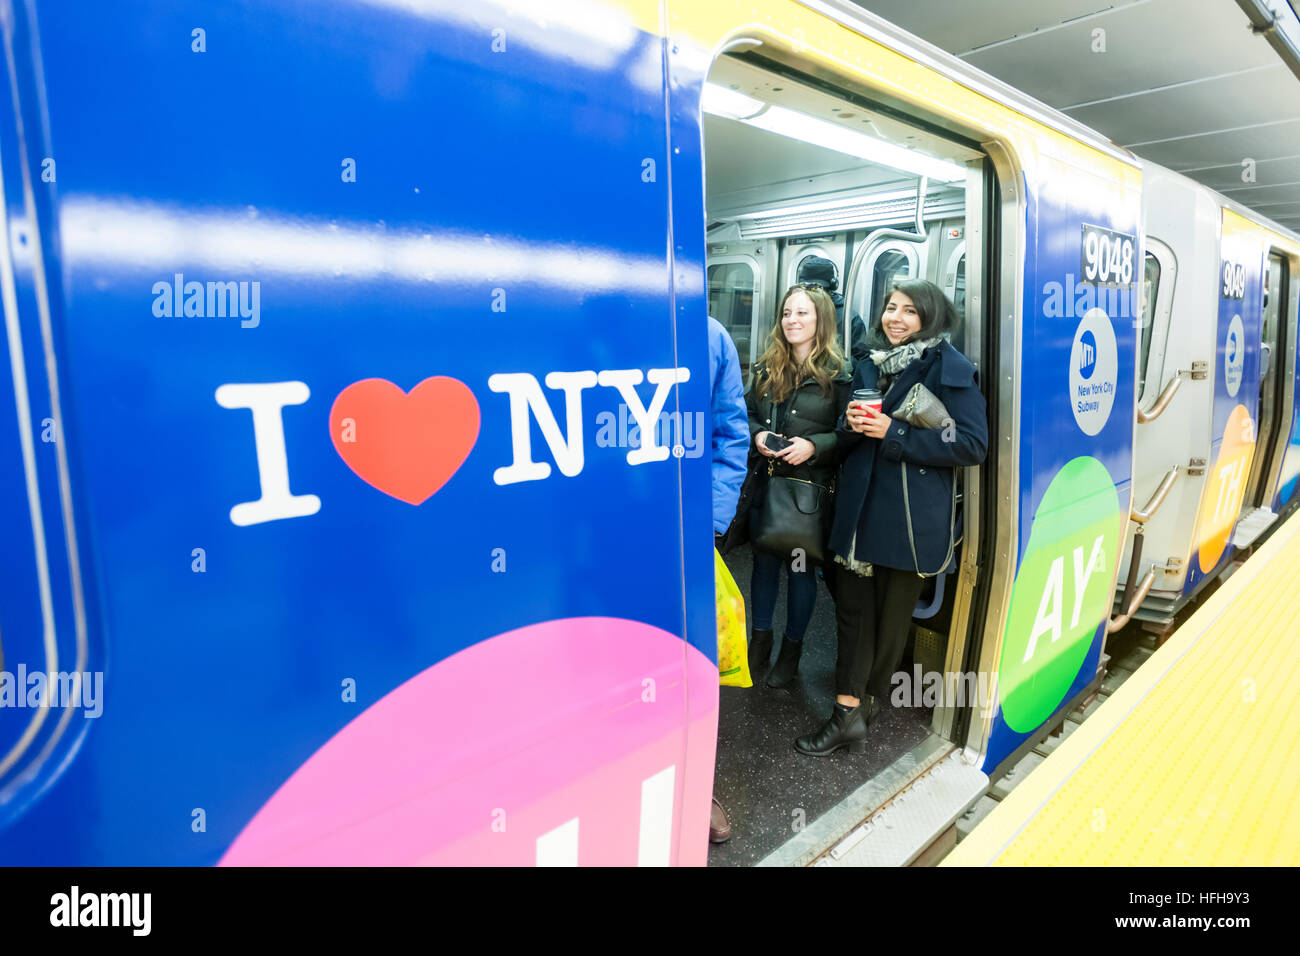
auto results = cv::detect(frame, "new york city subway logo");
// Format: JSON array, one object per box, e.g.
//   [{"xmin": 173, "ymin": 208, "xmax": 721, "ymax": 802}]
[{"xmin": 214, "ymin": 368, "xmax": 688, "ymax": 525}]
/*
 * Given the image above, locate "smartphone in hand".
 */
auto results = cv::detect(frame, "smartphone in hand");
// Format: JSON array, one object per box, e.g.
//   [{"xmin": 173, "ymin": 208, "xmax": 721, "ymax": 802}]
[{"xmin": 763, "ymin": 432, "xmax": 793, "ymax": 453}]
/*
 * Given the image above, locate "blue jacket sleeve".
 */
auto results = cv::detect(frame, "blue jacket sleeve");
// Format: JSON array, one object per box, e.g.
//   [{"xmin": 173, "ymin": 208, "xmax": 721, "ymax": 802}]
[{"xmin": 709, "ymin": 317, "xmax": 750, "ymax": 534}]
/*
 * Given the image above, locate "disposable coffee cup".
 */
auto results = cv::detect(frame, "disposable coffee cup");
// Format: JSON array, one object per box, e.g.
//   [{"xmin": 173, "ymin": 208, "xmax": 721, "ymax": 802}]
[{"xmin": 852, "ymin": 388, "xmax": 883, "ymax": 416}]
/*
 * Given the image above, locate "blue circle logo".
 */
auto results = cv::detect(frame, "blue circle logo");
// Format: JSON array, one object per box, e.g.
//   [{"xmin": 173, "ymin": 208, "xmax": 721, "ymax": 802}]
[{"xmin": 1079, "ymin": 330, "xmax": 1097, "ymax": 379}]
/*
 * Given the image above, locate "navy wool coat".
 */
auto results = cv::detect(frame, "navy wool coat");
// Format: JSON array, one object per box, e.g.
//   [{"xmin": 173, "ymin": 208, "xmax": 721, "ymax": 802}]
[{"xmin": 830, "ymin": 341, "xmax": 989, "ymax": 573}]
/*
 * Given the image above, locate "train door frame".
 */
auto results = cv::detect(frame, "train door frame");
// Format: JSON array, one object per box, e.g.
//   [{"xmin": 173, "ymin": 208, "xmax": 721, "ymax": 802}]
[
  {"xmin": 696, "ymin": 48, "xmax": 1006, "ymax": 743},
  {"xmin": 684, "ymin": 10, "xmax": 1040, "ymax": 797},
  {"xmin": 1275, "ymin": 246, "xmax": 1300, "ymax": 515},
  {"xmin": 1244, "ymin": 249, "xmax": 1293, "ymax": 509},
  {"xmin": 954, "ymin": 146, "xmax": 1012, "ymax": 753}
]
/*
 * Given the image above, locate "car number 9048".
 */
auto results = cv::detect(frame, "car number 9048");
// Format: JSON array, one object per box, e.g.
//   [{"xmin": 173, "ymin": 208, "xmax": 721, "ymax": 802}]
[{"xmin": 1080, "ymin": 223, "xmax": 1135, "ymax": 288}]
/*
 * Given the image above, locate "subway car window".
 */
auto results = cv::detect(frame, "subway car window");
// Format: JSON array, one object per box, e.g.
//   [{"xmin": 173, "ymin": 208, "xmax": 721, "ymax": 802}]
[
  {"xmin": 1138, "ymin": 252, "xmax": 1161, "ymax": 399},
  {"xmin": 790, "ymin": 247, "xmax": 832, "ymax": 288},
  {"xmin": 858, "ymin": 246, "xmax": 919, "ymax": 328},
  {"xmin": 953, "ymin": 254, "xmax": 966, "ymax": 316},
  {"xmin": 708, "ymin": 260, "xmax": 757, "ymax": 379}
]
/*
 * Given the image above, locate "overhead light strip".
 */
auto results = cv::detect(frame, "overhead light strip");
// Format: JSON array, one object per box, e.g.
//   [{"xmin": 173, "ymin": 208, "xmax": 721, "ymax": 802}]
[{"xmin": 703, "ymin": 82, "xmax": 967, "ymax": 183}]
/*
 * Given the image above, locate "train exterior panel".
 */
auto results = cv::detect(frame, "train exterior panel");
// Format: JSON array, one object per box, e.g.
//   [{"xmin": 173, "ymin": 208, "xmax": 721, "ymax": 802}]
[
  {"xmin": 982, "ymin": 149, "xmax": 1139, "ymax": 769},
  {"xmin": 1, "ymin": 0, "xmax": 716, "ymax": 866},
  {"xmin": 1181, "ymin": 210, "xmax": 1267, "ymax": 593}
]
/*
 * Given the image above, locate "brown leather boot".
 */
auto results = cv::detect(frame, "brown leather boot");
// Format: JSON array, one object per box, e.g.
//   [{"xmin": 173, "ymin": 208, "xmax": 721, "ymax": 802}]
[{"xmin": 709, "ymin": 798, "xmax": 731, "ymax": 843}]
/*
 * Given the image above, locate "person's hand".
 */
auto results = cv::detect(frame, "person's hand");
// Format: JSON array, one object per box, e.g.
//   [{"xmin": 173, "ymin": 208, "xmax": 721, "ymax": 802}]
[
  {"xmin": 846, "ymin": 403, "xmax": 872, "ymax": 434},
  {"xmin": 776, "ymin": 436, "xmax": 815, "ymax": 466},
  {"xmin": 755, "ymin": 431, "xmax": 778, "ymax": 457},
  {"xmin": 860, "ymin": 409, "xmax": 892, "ymax": 439}
]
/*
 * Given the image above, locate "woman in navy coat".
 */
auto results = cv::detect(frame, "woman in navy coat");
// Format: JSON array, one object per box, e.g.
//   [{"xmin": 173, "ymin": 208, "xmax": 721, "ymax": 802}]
[{"xmin": 795, "ymin": 280, "xmax": 988, "ymax": 756}]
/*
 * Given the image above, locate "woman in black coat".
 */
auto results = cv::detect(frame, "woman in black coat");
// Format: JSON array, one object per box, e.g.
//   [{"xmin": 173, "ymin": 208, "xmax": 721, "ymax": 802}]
[
  {"xmin": 795, "ymin": 279, "xmax": 988, "ymax": 756},
  {"xmin": 745, "ymin": 284, "xmax": 851, "ymax": 688}
]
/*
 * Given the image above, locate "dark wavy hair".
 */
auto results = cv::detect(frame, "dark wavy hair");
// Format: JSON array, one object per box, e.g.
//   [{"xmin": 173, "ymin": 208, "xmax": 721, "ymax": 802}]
[{"xmin": 867, "ymin": 279, "xmax": 960, "ymax": 348}]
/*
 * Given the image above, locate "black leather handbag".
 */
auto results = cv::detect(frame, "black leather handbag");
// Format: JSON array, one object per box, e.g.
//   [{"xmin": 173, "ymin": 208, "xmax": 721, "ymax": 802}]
[
  {"xmin": 749, "ymin": 462, "xmax": 834, "ymax": 565},
  {"xmin": 748, "ymin": 394, "xmax": 834, "ymax": 564}
]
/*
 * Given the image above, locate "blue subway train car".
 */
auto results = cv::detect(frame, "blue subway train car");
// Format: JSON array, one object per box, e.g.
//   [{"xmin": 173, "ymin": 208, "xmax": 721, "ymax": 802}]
[{"xmin": 2, "ymin": 0, "xmax": 1297, "ymax": 865}]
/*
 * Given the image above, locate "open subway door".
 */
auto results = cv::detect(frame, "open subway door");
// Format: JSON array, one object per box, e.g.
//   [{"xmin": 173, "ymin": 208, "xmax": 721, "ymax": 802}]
[{"xmin": 665, "ymin": 0, "xmax": 1143, "ymax": 795}]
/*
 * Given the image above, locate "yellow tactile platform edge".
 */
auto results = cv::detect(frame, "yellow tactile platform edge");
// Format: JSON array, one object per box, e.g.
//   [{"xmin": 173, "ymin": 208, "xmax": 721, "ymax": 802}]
[{"xmin": 944, "ymin": 512, "xmax": 1300, "ymax": 865}]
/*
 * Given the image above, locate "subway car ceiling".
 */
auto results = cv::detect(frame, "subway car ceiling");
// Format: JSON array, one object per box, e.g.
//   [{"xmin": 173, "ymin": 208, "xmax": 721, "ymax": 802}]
[
  {"xmin": 702, "ymin": 54, "xmax": 981, "ymax": 231},
  {"xmin": 703, "ymin": 54, "xmax": 983, "ymax": 372}
]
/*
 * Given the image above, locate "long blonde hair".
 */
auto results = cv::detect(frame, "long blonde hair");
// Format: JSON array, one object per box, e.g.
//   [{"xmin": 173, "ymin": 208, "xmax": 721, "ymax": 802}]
[{"xmin": 755, "ymin": 284, "xmax": 845, "ymax": 403}]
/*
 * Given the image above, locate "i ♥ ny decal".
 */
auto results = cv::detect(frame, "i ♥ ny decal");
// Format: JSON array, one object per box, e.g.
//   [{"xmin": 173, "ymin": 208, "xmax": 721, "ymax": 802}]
[
  {"xmin": 329, "ymin": 377, "xmax": 480, "ymax": 505},
  {"xmin": 214, "ymin": 364, "xmax": 689, "ymax": 527}
]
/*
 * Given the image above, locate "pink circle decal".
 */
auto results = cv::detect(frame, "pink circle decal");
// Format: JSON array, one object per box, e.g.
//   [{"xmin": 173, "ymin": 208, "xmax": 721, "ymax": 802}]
[{"xmin": 220, "ymin": 617, "xmax": 719, "ymax": 866}]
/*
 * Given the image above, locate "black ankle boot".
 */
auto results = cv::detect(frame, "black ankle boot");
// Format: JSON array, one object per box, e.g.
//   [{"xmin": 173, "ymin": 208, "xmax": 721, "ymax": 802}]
[
  {"xmin": 765, "ymin": 636, "xmax": 803, "ymax": 688},
  {"xmin": 794, "ymin": 703, "xmax": 869, "ymax": 757},
  {"xmin": 748, "ymin": 628, "xmax": 774, "ymax": 681}
]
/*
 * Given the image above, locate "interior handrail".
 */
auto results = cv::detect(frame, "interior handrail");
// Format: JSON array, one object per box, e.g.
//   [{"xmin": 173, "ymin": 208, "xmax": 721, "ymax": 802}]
[{"xmin": 868, "ymin": 174, "xmax": 929, "ymax": 244}]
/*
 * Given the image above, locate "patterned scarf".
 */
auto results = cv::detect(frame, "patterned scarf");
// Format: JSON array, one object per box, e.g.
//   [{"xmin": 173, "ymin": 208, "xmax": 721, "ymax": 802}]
[{"xmin": 870, "ymin": 337, "xmax": 941, "ymax": 395}]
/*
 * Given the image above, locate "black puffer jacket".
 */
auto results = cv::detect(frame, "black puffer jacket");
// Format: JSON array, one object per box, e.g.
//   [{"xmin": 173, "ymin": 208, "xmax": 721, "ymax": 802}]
[{"xmin": 745, "ymin": 363, "xmax": 853, "ymax": 488}]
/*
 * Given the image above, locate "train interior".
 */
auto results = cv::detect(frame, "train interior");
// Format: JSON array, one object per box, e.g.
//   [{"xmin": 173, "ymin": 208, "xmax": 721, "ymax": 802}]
[{"xmin": 702, "ymin": 51, "xmax": 990, "ymax": 865}]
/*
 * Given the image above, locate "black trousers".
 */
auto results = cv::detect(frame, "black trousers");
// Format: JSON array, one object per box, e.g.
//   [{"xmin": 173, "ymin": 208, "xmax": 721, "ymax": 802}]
[{"xmin": 832, "ymin": 564, "xmax": 927, "ymax": 701}]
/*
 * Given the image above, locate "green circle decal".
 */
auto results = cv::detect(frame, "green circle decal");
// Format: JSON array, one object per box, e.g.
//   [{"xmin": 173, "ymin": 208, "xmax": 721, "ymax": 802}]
[{"xmin": 998, "ymin": 456, "xmax": 1121, "ymax": 732}]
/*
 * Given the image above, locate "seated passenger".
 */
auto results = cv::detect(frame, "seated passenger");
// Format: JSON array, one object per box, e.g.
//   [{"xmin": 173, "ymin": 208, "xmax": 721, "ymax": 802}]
[
  {"xmin": 746, "ymin": 284, "xmax": 850, "ymax": 688},
  {"xmin": 795, "ymin": 279, "xmax": 987, "ymax": 756},
  {"xmin": 797, "ymin": 255, "xmax": 869, "ymax": 366}
]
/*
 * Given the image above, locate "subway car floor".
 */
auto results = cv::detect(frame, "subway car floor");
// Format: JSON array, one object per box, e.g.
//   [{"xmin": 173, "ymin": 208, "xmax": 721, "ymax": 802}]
[{"xmin": 709, "ymin": 545, "xmax": 934, "ymax": 867}]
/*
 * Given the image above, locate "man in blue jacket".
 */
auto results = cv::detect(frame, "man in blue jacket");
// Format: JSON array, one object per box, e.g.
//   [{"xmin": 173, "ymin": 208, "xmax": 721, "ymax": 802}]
[
  {"xmin": 708, "ymin": 315, "xmax": 747, "ymax": 844},
  {"xmin": 709, "ymin": 315, "xmax": 749, "ymax": 540}
]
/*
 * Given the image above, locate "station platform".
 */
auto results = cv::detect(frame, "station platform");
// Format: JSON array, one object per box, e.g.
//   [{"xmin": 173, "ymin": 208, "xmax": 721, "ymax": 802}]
[{"xmin": 943, "ymin": 512, "xmax": 1300, "ymax": 866}]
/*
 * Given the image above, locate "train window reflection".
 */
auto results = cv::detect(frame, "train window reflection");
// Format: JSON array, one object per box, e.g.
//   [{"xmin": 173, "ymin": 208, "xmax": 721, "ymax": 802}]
[
  {"xmin": 708, "ymin": 259, "xmax": 757, "ymax": 379},
  {"xmin": 953, "ymin": 254, "xmax": 966, "ymax": 316},
  {"xmin": 857, "ymin": 245, "xmax": 919, "ymax": 329},
  {"xmin": 1138, "ymin": 252, "xmax": 1160, "ymax": 399}
]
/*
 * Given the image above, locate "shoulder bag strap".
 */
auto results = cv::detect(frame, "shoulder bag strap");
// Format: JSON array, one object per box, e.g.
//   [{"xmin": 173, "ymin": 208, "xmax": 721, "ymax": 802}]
[{"xmin": 901, "ymin": 462, "xmax": 957, "ymax": 579}]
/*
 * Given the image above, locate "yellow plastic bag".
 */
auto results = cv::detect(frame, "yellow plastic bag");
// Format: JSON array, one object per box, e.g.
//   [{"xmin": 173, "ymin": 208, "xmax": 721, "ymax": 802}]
[{"xmin": 715, "ymin": 548, "xmax": 751, "ymax": 688}]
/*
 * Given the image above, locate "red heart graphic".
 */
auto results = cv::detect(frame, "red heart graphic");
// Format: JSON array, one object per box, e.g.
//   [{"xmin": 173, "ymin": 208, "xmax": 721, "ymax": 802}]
[{"xmin": 329, "ymin": 377, "xmax": 480, "ymax": 505}]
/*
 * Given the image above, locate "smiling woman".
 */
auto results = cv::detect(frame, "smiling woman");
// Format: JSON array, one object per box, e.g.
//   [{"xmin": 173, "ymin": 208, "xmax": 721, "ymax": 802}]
[{"xmin": 743, "ymin": 282, "xmax": 850, "ymax": 692}]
